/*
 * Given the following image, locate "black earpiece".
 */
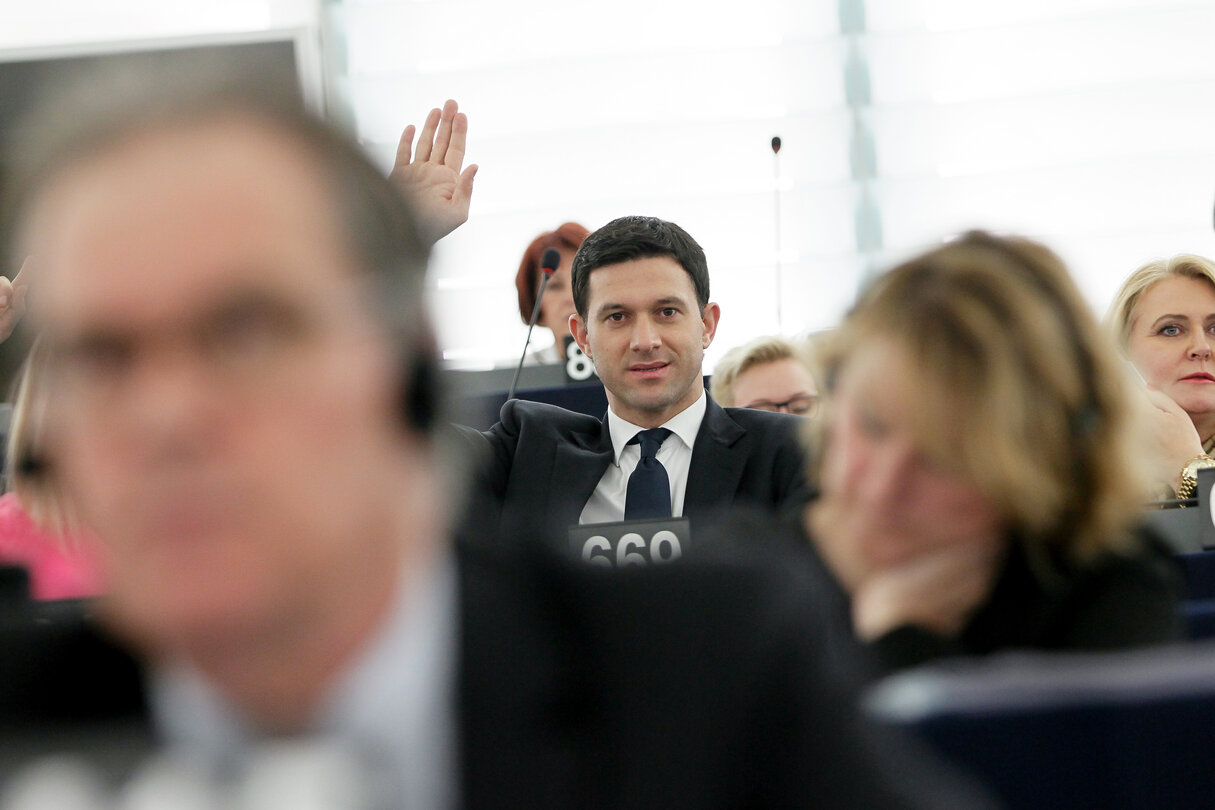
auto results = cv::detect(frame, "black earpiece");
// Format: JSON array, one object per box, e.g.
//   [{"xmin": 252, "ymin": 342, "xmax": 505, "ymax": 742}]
[
  {"xmin": 401, "ymin": 352, "xmax": 441, "ymax": 434},
  {"xmin": 16, "ymin": 453, "xmax": 47, "ymax": 479}
]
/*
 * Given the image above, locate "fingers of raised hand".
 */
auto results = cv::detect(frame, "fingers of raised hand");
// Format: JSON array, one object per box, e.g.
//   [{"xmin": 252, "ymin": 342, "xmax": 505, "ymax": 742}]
[
  {"xmin": 415, "ymin": 107, "xmax": 442, "ymax": 163},
  {"xmin": 454, "ymin": 164, "xmax": 478, "ymax": 203},
  {"xmin": 430, "ymin": 99, "xmax": 457, "ymax": 164},
  {"xmin": 394, "ymin": 124, "xmax": 417, "ymax": 169},
  {"xmin": 442, "ymin": 108, "xmax": 468, "ymax": 172}
]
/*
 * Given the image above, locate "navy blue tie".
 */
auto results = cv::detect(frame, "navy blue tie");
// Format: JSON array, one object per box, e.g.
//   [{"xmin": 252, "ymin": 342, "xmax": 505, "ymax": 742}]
[{"xmin": 624, "ymin": 428, "xmax": 673, "ymax": 520}]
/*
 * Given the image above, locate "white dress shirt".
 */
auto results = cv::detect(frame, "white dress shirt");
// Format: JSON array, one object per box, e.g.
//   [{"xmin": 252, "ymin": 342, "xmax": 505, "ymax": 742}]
[
  {"xmin": 149, "ymin": 552, "xmax": 460, "ymax": 810},
  {"xmin": 578, "ymin": 390, "xmax": 707, "ymax": 524}
]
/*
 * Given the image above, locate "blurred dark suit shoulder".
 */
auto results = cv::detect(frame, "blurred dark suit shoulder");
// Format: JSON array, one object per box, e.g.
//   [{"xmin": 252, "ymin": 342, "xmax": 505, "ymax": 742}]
[
  {"xmin": 0, "ymin": 551, "xmax": 993, "ymax": 808},
  {"xmin": 455, "ymin": 541, "xmax": 994, "ymax": 809},
  {"xmin": 0, "ymin": 589, "xmax": 153, "ymax": 781}
]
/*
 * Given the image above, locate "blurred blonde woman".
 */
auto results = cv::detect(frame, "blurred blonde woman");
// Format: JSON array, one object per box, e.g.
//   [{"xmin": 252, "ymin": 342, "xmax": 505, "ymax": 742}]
[
  {"xmin": 804, "ymin": 232, "xmax": 1178, "ymax": 674},
  {"xmin": 0, "ymin": 339, "xmax": 101, "ymax": 599},
  {"xmin": 1106, "ymin": 254, "xmax": 1215, "ymax": 499}
]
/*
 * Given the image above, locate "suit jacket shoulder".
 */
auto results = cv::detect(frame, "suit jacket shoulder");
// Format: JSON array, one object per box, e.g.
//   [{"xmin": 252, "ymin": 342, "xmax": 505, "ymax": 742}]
[
  {"xmin": 454, "ymin": 400, "xmax": 613, "ymax": 547},
  {"xmin": 684, "ymin": 399, "xmax": 811, "ymax": 521},
  {"xmin": 457, "ymin": 396, "xmax": 812, "ymax": 550},
  {"xmin": 0, "ymin": 595, "xmax": 153, "ymax": 782}
]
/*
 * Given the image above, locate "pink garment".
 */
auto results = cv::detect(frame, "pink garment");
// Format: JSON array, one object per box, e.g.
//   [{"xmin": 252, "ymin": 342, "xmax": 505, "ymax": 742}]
[{"xmin": 0, "ymin": 492, "xmax": 103, "ymax": 600}]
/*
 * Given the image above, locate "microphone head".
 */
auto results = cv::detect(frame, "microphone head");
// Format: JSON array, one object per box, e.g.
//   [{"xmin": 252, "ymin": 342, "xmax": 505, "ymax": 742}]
[
  {"xmin": 771, "ymin": 136, "xmax": 782, "ymax": 154},
  {"xmin": 540, "ymin": 248, "xmax": 561, "ymax": 276}
]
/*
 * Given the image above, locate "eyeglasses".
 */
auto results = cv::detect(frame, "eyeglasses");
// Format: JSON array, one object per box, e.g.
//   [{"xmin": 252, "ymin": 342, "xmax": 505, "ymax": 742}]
[
  {"xmin": 45, "ymin": 285, "xmax": 378, "ymax": 410},
  {"xmin": 742, "ymin": 394, "xmax": 819, "ymax": 417}
]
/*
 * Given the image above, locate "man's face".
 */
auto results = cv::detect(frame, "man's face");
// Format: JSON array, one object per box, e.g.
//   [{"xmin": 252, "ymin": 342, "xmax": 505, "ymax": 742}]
[
  {"xmin": 24, "ymin": 118, "xmax": 411, "ymax": 651},
  {"xmin": 571, "ymin": 256, "xmax": 719, "ymax": 428}
]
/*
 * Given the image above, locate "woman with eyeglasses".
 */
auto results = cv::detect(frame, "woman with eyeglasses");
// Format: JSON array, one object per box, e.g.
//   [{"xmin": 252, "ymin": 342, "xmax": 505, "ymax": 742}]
[{"xmin": 710, "ymin": 335, "xmax": 820, "ymax": 417}]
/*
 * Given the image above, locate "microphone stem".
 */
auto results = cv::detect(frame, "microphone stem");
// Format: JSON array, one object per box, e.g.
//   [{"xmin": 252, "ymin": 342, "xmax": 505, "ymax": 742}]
[
  {"xmin": 507, "ymin": 271, "xmax": 554, "ymax": 400},
  {"xmin": 773, "ymin": 149, "xmax": 783, "ymax": 331}
]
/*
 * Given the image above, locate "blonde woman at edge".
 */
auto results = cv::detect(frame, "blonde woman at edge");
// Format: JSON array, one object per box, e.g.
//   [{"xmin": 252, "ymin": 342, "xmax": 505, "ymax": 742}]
[{"xmin": 1107, "ymin": 254, "xmax": 1215, "ymax": 500}]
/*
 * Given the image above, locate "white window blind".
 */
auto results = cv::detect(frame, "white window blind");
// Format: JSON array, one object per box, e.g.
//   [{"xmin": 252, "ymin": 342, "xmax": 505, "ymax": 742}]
[
  {"xmin": 862, "ymin": 0, "xmax": 1215, "ymax": 307},
  {"xmin": 332, "ymin": 0, "xmax": 1215, "ymax": 371},
  {"xmin": 19, "ymin": 1, "xmax": 1204, "ymax": 371},
  {"xmin": 0, "ymin": 1, "xmax": 315, "ymax": 50},
  {"xmin": 333, "ymin": 0, "xmax": 858, "ymax": 369}
]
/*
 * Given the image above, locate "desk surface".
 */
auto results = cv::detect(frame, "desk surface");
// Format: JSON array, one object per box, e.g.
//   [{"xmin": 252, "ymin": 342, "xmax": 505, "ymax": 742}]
[
  {"xmin": 446, "ymin": 371, "xmax": 712, "ymax": 431},
  {"xmin": 1142, "ymin": 504, "xmax": 1205, "ymax": 553},
  {"xmin": 446, "ymin": 376, "xmax": 610, "ymax": 431}
]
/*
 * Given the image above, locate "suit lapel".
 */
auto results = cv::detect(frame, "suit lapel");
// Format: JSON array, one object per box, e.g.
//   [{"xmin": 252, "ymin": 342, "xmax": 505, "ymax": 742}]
[
  {"xmin": 546, "ymin": 415, "xmax": 614, "ymax": 529},
  {"xmin": 685, "ymin": 398, "xmax": 746, "ymax": 515}
]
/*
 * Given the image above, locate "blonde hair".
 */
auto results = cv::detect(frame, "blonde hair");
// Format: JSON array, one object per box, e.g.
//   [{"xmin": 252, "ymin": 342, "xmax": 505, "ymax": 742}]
[
  {"xmin": 6, "ymin": 339, "xmax": 75, "ymax": 533},
  {"xmin": 813, "ymin": 232, "xmax": 1145, "ymax": 565},
  {"xmin": 1105, "ymin": 254, "xmax": 1215, "ymax": 350},
  {"xmin": 710, "ymin": 335, "xmax": 806, "ymax": 407}
]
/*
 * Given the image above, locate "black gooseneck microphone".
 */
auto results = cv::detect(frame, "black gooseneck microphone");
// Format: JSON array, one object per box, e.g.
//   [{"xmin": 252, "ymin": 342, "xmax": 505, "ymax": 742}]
[
  {"xmin": 507, "ymin": 247, "xmax": 561, "ymax": 400},
  {"xmin": 771, "ymin": 134, "xmax": 783, "ymax": 330}
]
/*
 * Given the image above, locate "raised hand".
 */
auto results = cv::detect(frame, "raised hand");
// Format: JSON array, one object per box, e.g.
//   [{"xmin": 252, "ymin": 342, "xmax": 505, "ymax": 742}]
[
  {"xmin": 0, "ymin": 257, "xmax": 31, "ymax": 342},
  {"xmin": 389, "ymin": 99, "xmax": 478, "ymax": 246}
]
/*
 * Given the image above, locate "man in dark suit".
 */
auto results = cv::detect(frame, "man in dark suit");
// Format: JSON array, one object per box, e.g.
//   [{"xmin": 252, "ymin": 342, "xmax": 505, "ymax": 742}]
[
  {"xmin": 462, "ymin": 216, "xmax": 810, "ymax": 547},
  {"xmin": 1, "ymin": 77, "xmax": 989, "ymax": 807}
]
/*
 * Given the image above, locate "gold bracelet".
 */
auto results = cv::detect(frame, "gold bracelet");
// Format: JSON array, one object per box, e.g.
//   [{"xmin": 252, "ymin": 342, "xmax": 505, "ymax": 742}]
[{"xmin": 1177, "ymin": 454, "xmax": 1215, "ymax": 500}]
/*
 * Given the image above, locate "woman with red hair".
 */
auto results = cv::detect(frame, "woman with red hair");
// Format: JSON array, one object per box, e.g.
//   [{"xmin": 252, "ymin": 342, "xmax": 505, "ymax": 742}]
[{"xmin": 514, "ymin": 222, "xmax": 590, "ymax": 364}]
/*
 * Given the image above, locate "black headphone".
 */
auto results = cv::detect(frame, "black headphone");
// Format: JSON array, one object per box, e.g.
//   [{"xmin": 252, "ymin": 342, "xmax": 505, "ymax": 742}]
[{"xmin": 401, "ymin": 351, "xmax": 441, "ymax": 434}]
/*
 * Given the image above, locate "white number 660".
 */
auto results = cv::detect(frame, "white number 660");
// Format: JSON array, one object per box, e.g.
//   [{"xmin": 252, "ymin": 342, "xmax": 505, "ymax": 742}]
[{"xmin": 580, "ymin": 531, "xmax": 682, "ymax": 567}]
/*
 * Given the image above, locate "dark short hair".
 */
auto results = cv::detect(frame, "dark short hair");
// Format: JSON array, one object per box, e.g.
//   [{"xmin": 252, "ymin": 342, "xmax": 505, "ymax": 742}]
[{"xmin": 571, "ymin": 215, "xmax": 710, "ymax": 318}]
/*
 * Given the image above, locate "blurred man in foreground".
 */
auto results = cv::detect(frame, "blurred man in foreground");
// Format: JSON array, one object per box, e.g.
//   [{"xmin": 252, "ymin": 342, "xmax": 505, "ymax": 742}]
[{"xmin": 0, "ymin": 77, "xmax": 991, "ymax": 808}]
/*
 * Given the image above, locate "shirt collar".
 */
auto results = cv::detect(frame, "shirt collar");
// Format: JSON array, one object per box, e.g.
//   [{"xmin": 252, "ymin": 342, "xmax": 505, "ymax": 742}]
[
  {"xmin": 606, "ymin": 388, "xmax": 707, "ymax": 465},
  {"xmin": 148, "ymin": 549, "xmax": 459, "ymax": 807}
]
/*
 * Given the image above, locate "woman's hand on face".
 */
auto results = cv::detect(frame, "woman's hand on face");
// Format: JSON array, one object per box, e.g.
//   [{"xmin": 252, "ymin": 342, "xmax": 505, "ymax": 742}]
[
  {"xmin": 808, "ymin": 489, "xmax": 1002, "ymax": 596},
  {"xmin": 850, "ymin": 533, "xmax": 1005, "ymax": 641},
  {"xmin": 1137, "ymin": 386, "xmax": 1205, "ymax": 490}
]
